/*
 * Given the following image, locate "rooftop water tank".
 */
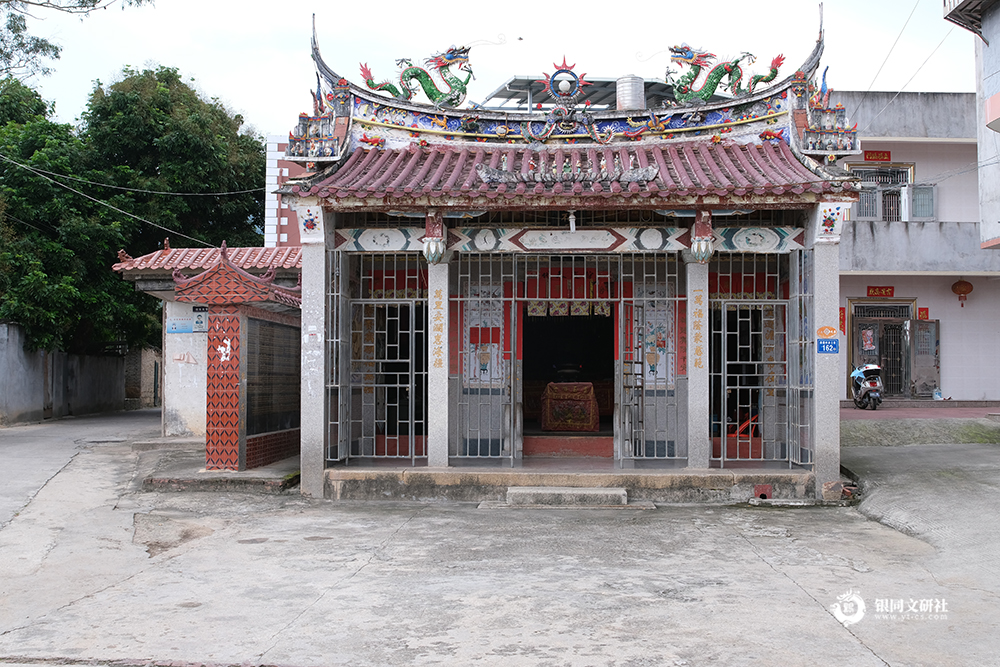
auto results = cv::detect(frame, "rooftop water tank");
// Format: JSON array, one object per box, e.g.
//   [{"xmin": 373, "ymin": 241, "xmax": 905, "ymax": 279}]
[{"xmin": 617, "ymin": 75, "xmax": 646, "ymax": 110}]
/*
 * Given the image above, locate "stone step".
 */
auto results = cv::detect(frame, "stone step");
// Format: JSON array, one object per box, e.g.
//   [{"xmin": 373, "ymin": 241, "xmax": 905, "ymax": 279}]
[{"xmin": 506, "ymin": 486, "xmax": 628, "ymax": 507}]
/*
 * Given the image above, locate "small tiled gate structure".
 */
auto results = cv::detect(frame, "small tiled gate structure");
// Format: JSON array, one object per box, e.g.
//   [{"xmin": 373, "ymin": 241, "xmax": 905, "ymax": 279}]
[{"xmin": 115, "ymin": 244, "xmax": 303, "ymax": 471}]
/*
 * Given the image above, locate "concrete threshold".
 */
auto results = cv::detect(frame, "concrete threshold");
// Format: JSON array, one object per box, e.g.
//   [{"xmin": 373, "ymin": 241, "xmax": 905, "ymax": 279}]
[
  {"xmin": 325, "ymin": 467, "xmax": 815, "ymax": 503},
  {"xmin": 840, "ymin": 399, "xmax": 1000, "ymax": 409},
  {"xmin": 132, "ymin": 437, "xmax": 202, "ymax": 452}
]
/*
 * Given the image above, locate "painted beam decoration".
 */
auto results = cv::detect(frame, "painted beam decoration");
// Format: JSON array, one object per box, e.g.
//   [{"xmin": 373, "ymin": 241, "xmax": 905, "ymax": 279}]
[
  {"xmin": 332, "ymin": 227, "xmax": 425, "ymax": 252},
  {"xmin": 712, "ymin": 227, "xmax": 804, "ymax": 253},
  {"xmin": 350, "ymin": 92, "xmax": 792, "ymax": 149},
  {"xmin": 450, "ymin": 228, "xmax": 687, "ymax": 253},
  {"xmin": 330, "ymin": 226, "xmax": 805, "ymax": 254}
]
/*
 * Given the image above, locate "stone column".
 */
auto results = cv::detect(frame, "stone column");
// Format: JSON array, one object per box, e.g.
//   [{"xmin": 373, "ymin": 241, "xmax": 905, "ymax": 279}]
[
  {"xmin": 684, "ymin": 210, "xmax": 714, "ymax": 468},
  {"xmin": 423, "ymin": 210, "xmax": 451, "ymax": 467},
  {"xmin": 810, "ymin": 203, "xmax": 849, "ymax": 499},
  {"xmin": 684, "ymin": 256, "xmax": 710, "ymax": 468},
  {"xmin": 426, "ymin": 260, "xmax": 450, "ymax": 467},
  {"xmin": 295, "ymin": 198, "xmax": 328, "ymax": 497}
]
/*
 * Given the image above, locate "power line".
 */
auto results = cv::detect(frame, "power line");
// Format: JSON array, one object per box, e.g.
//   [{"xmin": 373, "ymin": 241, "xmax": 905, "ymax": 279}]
[
  {"xmin": 850, "ymin": 0, "xmax": 921, "ymax": 120},
  {"xmin": 0, "ymin": 159, "xmax": 266, "ymax": 197},
  {"xmin": 0, "ymin": 152, "xmax": 212, "ymax": 247},
  {"xmin": 3, "ymin": 212, "xmax": 52, "ymax": 235},
  {"xmin": 860, "ymin": 27, "xmax": 955, "ymax": 136}
]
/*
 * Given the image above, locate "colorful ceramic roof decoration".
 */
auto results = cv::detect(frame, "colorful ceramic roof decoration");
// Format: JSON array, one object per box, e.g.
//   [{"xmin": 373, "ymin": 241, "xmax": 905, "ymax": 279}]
[{"xmin": 281, "ymin": 16, "xmax": 860, "ymax": 209}]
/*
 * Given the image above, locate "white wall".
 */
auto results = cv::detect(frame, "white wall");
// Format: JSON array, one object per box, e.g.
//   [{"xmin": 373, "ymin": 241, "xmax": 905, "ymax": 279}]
[
  {"xmin": 162, "ymin": 301, "xmax": 207, "ymax": 436},
  {"xmin": 840, "ymin": 275, "xmax": 1000, "ymax": 400}
]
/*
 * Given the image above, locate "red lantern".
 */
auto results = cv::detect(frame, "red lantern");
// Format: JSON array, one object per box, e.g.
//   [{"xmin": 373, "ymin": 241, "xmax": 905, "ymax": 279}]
[{"xmin": 952, "ymin": 279, "xmax": 973, "ymax": 307}]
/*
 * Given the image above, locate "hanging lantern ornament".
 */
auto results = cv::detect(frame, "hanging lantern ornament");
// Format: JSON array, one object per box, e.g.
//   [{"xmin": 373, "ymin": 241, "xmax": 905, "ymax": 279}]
[{"xmin": 952, "ymin": 279, "xmax": 973, "ymax": 307}]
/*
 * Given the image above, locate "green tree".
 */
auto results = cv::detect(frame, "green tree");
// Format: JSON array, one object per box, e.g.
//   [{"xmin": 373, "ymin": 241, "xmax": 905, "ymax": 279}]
[
  {"xmin": 0, "ymin": 1, "xmax": 149, "ymax": 79},
  {"xmin": 0, "ymin": 72, "xmax": 264, "ymax": 353},
  {"xmin": 0, "ymin": 74, "xmax": 48, "ymax": 122},
  {"xmin": 83, "ymin": 66, "xmax": 265, "ymax": 249},
  {"xmin": 0, "ymin": 107, "xmax": 153, "ymax": 352}
]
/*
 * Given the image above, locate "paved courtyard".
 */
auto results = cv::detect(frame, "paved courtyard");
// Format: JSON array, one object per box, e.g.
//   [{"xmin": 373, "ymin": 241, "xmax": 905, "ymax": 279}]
[{"xmin": 0, "ymin": 410, "xmax": 996, "ymax": 666}]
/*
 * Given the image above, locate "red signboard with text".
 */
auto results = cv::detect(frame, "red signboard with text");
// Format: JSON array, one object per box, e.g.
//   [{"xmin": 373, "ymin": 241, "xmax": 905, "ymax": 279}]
[
  {"xmin": 867, "ymin": 286, "xmax": 895, "ymax": 298},
  {"xmin": 864, "ymin": 150, "xmax": 891, "ymax": 162}
]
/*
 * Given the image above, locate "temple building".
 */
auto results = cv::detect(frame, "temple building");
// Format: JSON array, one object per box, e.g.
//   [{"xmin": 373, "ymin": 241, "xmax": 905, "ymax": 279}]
[{"xmin": 116, "ymin": 21, "xmax": 861, "ymax": 501}]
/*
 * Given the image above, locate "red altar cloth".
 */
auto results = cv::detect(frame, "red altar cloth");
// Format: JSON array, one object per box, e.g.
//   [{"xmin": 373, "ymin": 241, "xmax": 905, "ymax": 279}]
[{"xmin": 541, "ymin": 382, "xmax": 600, "ymax": 432}]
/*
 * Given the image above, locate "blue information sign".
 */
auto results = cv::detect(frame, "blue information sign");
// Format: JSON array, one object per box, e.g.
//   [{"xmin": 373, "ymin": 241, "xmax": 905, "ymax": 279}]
[{"xmin": 817, "ymin": 339, "xmax": 839, "ymax": 354}]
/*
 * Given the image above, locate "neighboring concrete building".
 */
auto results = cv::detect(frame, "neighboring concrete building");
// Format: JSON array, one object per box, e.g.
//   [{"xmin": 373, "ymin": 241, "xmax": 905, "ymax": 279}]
[
  {"xmin": 124, "ymin": 345, "xmax": 162, "ymax": 410},
  {"xmin": 264, "ymin": 136, "xmax": 307, "ymax": 248},
  {"xmin": 832, "ymin": 89, "xmax": 1000, "ymax": 400},
  {"xmin": 945, "ymin": 0, "xmax": 1000, "ymax": 248}
]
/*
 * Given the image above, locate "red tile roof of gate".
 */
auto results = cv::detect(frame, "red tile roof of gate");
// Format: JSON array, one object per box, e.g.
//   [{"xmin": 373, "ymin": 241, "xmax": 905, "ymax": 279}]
[
  {"xmin": 113, "ymin": 246, "xmax": 301, "ymax": 273},
  {"xmin": 291, "ymin": 140, "xmax": 841, "ymax": 201}
]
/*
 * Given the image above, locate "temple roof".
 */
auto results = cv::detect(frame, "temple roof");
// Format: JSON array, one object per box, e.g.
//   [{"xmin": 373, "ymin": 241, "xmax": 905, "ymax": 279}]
[{"xmin": 285, "ymin": 139, "xmax": 851, "ymax": 207}]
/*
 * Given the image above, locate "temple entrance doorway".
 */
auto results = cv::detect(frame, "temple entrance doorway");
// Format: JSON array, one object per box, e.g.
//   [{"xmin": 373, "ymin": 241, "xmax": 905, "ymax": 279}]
[
  {"xmin": 450, "ymin": 253, "xmax": 683, "ymax": 465},
  {"xmin": 521, "ymin": 312, "xmax": 615, "ymax": 455}
]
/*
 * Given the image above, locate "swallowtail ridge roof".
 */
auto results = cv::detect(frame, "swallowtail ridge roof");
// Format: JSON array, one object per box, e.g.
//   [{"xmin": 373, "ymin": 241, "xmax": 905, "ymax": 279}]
[{"xmin": 113, "ymin": 246, "xmax": 301, "ymax": 274}]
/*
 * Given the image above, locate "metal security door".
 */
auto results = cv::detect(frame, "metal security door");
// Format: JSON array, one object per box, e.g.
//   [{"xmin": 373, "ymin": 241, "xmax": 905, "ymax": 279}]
[
  {"xmin": 348, "ymin": 301, "xmax": 427, "ymax": 462},
  {"xmin": 854, "ymin": 318, "xmax": 905, "ymax": 396}
]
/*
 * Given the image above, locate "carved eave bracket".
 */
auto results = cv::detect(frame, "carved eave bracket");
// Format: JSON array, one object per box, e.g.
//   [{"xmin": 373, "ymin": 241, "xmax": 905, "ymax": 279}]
[{"xmin": 689, "ymin": 210, "xmax": 714, "ymax": 263}]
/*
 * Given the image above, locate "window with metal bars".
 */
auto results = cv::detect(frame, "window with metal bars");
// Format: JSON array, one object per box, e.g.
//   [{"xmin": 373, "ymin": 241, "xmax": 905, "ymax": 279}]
[{"xmin": 848, "ymin": 166, "xmax": 935, "ymax": 222}]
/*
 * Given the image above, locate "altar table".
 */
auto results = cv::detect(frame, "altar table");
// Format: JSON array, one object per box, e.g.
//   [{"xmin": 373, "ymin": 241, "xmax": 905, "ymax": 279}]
[{"xmin": 541, "ymin": 382, "xmax": 600, "ymax": 432}]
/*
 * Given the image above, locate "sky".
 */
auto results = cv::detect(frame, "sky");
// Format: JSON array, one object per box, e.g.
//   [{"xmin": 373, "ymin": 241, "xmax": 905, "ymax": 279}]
[{"xmin": 28, "ymin": 0, "xmax": 976, "ymax": 138}]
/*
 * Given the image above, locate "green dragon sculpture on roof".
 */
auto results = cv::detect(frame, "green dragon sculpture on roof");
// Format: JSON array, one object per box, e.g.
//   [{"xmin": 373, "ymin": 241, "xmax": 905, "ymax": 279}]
[
  {"xmin": 667, "ymin": 44, "xmax": 785, "ymax": 104},
  {"xmin": 360, "ymin": 45, "xmax": 474, "ymax": 108}
]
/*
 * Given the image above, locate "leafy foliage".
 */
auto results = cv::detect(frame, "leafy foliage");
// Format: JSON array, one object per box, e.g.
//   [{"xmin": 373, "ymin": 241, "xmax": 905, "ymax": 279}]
[
  {"xmin": 83, "ymin": 66, "xmax": 265, "ymax": 249},
  {"xmin": 0, "ymin": 71, "xmax": 265, "ymax": 353}
]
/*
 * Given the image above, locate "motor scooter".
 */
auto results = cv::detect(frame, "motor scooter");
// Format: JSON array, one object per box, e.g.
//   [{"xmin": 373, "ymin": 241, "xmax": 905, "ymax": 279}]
[{"xmin": 850, "ymin": 363, "xmax": 884, "ymax": 410}]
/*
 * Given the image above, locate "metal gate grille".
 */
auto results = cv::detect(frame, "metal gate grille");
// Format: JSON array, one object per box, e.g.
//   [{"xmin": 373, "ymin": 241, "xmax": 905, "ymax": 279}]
[
  {"xmin": 854, "ymin": 167, "xmax": 909, "ymax": 222},
  {"xmin": 709, "ymin": 254, "xmax": 791, "ymax": 466},
  {"xmin": 452, "ymin": 254, "xmax": 517, "ymax": 462},
  {"xmin": 618, "ymin": 256, "xmax": 684, "ymax": 463},
  {"xmin": 855, "ymin": 304, "xmax": 912, "ymax": 318},
  {"xmin": 328, "ymin": 253, "xmax": 428, "ymax": 464},
  {"xmin": 881, "ymin": 322, "xmax": 904, "ymax": 394},
  {"xmin": 787, "ymin": 250, "xmax": 814, "ymax": 466}
]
